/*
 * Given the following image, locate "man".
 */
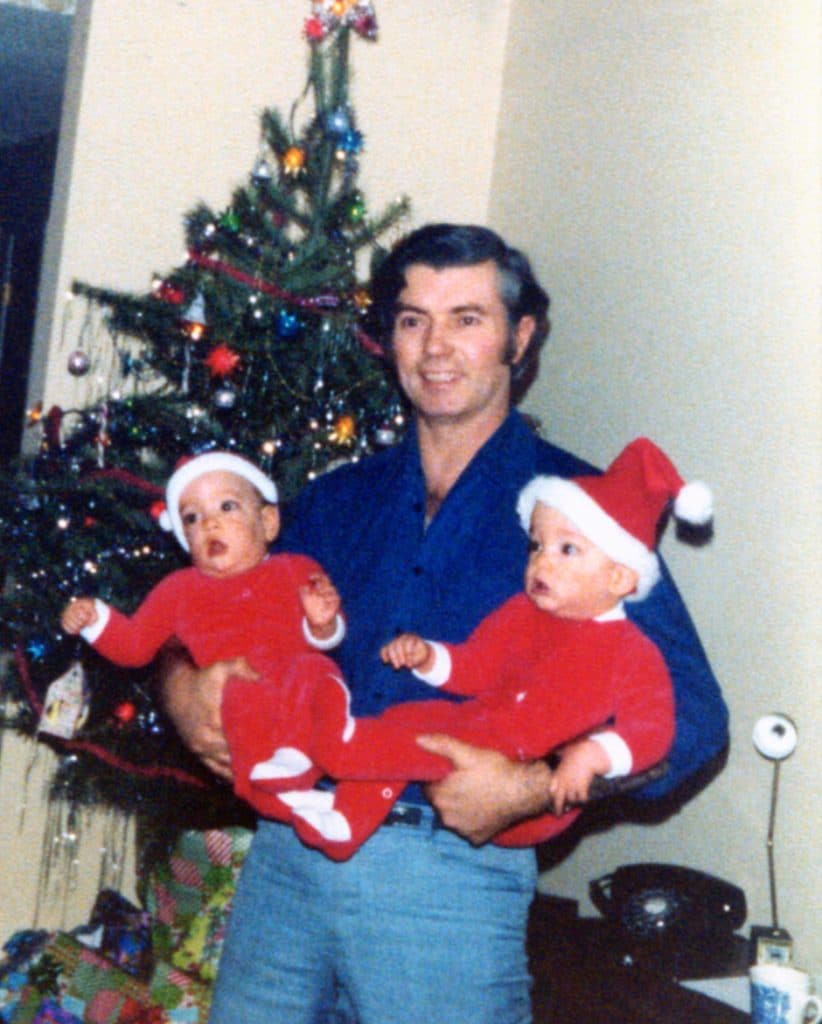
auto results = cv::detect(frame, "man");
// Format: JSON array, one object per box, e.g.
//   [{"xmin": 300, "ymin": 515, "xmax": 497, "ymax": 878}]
[{"xmin": 164, "ymin": 224, "xmax": 728, "ymax": 1023}]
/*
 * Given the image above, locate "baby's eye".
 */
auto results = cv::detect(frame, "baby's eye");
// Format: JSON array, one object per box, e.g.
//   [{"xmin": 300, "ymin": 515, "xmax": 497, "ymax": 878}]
[
  {"xmin": 182, "ymin": 511, "xmax": 198, "ymax": 526},
  {"xmin": 527, "ymin": 538, "xmax": 540, "ymax": 554},
  {"xmin": 220, "ymin": 499, "xmax": 239, "ymax": 513},
  {"xmin": 560, "ymin": 542, "xmax": 579, "ymax": 556}
]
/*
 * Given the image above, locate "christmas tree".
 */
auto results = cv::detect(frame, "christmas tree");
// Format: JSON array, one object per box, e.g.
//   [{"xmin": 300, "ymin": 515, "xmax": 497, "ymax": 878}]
[{"xmin": 0, "ymin": 0, "xmax": 409, "ymax": 816}]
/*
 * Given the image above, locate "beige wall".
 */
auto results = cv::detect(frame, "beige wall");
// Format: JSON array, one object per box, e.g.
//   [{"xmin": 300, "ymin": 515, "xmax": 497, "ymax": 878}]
[
  {"xmin": 494, "ymin": 0, "xmax": 820, "ymax": 968},
  {"xmin": 4, "ymin": 0, "xmax": 819, "ymax": 973}
]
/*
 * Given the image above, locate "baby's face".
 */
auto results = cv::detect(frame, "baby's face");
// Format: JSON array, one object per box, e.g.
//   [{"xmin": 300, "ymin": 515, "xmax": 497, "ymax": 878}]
[
  {"xmin": 179, "ymin": 470, "xmax": 279, "ymax": 578},
  {"xmin": 524, "ymin": 504, "xmax": 632, "ymax": 619}
]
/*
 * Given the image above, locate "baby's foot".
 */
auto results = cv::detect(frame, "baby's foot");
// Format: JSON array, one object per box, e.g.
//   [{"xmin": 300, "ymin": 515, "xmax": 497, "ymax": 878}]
[
  {"xmin": 249, "ymin": 747, "xmax": 316, "ymax": 792},
  {"xmin": 279, "ymin": 789, "xmax": 353, "ymax": 842}
]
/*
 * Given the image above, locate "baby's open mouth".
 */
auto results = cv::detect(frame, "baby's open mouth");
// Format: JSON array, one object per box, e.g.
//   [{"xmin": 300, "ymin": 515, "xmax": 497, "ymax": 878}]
[{"xmin": 207, "ymin": 539, "xmax": 227, "ymax": 557}]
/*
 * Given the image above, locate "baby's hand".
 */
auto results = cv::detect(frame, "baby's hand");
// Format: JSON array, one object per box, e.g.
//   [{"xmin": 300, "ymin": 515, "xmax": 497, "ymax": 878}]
[
  {"xmin": 61, "ymin": 597, "xmax": 98, "ymax": 635},
  {"xmin": 299, "ymin": 573, "xmax": 341, "ymax": 637},
  {"xmin": 548, "ymin": 738, "xmax": 612, "ymax": 813},
  {"xmin": 380, "ymin": 633, "xmax": 434, "ymax": 672}
]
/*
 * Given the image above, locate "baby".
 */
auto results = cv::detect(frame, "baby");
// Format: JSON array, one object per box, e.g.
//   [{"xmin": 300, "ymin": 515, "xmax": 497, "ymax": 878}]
[
  {"xmin": 228, "ymin": 437, "xmax": 711, "ymax": 861},
  {"xmin": 60, "ymin": 451, "xmax": 345, "ymax": 810}
]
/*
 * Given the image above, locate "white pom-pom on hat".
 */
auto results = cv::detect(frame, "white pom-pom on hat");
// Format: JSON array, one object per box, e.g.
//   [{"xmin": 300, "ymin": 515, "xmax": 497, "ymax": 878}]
[{"xmin": 673, "ymin": 480, "xmax": 713, "ymax": 526}]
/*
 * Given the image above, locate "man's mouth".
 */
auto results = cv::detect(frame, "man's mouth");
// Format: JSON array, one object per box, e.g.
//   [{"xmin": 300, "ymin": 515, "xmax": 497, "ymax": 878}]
[{"xmin": 420, "ymin": 368, "xmax": 459, "ymax": 385}]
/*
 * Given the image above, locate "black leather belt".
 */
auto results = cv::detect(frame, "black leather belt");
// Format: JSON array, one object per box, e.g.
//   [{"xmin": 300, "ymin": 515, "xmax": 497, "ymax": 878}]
[{"xmin": 383, "ymin": 801, "xmax": 440, "ymax": 829}]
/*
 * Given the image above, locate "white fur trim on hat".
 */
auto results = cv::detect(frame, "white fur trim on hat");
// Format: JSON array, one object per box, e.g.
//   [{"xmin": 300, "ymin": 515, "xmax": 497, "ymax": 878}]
[
  {"xmin": 161, "ymin": 452, "xmax": 277, "ymax": 552},
  {"xmin": 516, "ymin": 476, "xmax": 660, "ymax": 602}
]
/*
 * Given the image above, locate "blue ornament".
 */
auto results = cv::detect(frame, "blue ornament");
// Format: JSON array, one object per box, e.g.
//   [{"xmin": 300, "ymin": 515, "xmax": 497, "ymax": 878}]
[
  {"xmin": 339, "ymin": 129, "xmax": 364, "ymax": 154},
  {"xmin": 326, "ymin": 107, "xmax": 351, "ymax": 136},
  {"xmin": 26, "ymin": 638, "xmax": 48, "ymax": 660},
  {"xmin": 277, "ymin": 309, "xmax": 301, "ymax": 338}
]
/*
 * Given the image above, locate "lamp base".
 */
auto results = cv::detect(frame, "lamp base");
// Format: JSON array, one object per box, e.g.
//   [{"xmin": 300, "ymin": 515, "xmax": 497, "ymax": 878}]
[{"xmin": 749, "ymin": 925, "xmax": 793, "ymax": 966}]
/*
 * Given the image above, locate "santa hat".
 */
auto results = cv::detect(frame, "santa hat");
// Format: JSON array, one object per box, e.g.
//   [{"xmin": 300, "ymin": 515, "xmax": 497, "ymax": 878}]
[
  {"xmin": 516, "ymin": 437, "xmax": 712, "ymax": 602},
  {"xmin": 159, "ymin": 451, "xmax": 278, "ymax": 551}
]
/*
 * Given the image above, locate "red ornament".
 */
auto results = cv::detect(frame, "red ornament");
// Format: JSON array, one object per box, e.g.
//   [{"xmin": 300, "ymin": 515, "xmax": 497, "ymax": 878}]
[
  {"xmin": 153, "ymin": 279, "xmax": 185, "ymax": 304},
  {"xmin": 304, "ymin": 15, "xmax": 327, "ymax": 40},
  {"xmin": 204, "ymin": 344, "xmax": 241, "ymax": 377},
  {"xmin": 149, "ymin": 500, "xmax": 167, "ymax": 522},
  {"xmin": 113, "ymin": 701, "xmax": 136, "ymax": 725}
]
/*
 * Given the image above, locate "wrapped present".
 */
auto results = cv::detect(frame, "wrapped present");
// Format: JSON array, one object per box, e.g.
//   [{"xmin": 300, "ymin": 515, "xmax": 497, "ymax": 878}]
[
  {"xmin": 10, "ymin": 933, "xmax": 162, "ymax": 1024},
  {"xmin": 147, "ymin": 963, "xmax": 207, "ymax": 1024},
  {"xmin": 1, "ymin": 931, "xmax": 54, "ymax": 1024},
  {"xmin": 80, "ymin": 892, "xmax": 152, "ymax": 981},
  {"xmin": 144, "ymin": 828, "xmax": 251, "ymax": 984}
]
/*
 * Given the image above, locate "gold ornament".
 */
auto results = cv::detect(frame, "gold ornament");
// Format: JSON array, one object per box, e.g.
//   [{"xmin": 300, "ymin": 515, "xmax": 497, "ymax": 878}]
[
  {"xmin": 282, "ymin": 146, "xmax": 307, "ymax": 176},
  {"xmin": 353, "ymin": 288, "xmax": 372, "ymax": 311},
  {"xmin": 329, "ymin": 413, "xmax": 356, "ymax": 446}
]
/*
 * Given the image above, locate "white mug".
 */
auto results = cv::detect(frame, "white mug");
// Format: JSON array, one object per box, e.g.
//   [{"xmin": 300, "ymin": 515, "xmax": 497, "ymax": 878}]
[{"xmin": 750, "ymin": 964, "xmax": 822, "ymax": 1024}]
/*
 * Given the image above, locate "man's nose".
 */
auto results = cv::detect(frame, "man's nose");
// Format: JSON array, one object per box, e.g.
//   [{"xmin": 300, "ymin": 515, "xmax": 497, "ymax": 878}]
[{"xmin": 422, "ymin": 318, "xmax": 451, "ymax": 354}]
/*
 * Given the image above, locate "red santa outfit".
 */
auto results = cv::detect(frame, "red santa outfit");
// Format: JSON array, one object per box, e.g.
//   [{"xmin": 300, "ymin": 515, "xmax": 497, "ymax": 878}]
[
  {"xmin": 82, "ymin": 552, "xmax": 344, "ymax": 819},
  {"xmin": 241, "ymin": 437, "xmax": 711, "ymax": 861},
  {"xmin": 240, "ymin": 591, "xmax": 674, "ymax": 860}
]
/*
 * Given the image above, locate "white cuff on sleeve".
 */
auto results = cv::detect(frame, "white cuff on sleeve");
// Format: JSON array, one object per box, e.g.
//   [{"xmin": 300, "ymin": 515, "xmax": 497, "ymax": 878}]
[
  {"xmin": 589, "ymin": 730, "xmax": 633, "ymax": 778},
  {"xmin": 80, "ymin": 599, "xmax": 111, "ymax": 645},
  {"xmin": 303, "ymin": 614, "xmax": 346, "ymax": 650},
  {"xmin": 412, "ymin": 641, "xmax": 451, "ymax": 687}
]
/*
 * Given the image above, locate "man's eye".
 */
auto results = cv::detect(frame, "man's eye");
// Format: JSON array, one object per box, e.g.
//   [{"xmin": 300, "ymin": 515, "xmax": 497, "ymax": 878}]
[
  {"xmin": 396, "ymin": 314, "xmax": 419, "ymax": 330},
  {"xmin": 459, "ymin": 314, "xmax": 480, "ymax": 327}
]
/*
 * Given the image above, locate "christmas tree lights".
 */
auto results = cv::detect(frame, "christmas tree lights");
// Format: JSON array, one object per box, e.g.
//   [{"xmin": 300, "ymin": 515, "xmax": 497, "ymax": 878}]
[{"xmin": 0, "ymin": 1, "xmax": 409, "ymax": 815}]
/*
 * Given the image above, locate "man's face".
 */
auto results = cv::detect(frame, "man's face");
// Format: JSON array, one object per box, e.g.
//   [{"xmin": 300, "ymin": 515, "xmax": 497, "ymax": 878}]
[{"xmin": 391, "ymin": 261, "xmax": 534, "ymax": 429}]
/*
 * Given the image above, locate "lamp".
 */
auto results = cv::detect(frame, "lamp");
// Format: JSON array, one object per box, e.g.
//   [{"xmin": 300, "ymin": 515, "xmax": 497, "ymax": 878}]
[{"xmin": 749, "ymin": 712, "xmax": 797, "ymax": 965}]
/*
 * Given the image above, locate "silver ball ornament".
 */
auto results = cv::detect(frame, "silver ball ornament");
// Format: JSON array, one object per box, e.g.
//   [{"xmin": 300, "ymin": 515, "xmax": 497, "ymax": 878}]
[
  {"xmin": 67, "ymin": 350, "xmax": 91, "ymax": 376},
  {"xmin": 214, "ymin": 387, "xmax": 237, "ymax": 410}
]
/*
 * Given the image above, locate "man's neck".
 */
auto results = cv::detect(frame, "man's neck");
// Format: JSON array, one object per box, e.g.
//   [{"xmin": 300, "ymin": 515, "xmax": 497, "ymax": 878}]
[{"xmin": 417, "ymin": 409, "xmax": 509, "ymax": 518}]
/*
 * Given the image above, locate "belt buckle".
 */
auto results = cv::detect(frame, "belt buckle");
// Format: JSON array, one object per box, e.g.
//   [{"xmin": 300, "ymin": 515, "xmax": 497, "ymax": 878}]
[{"xmin": 385, "ymin": 803, "xmax": 423, "ymax": 827}]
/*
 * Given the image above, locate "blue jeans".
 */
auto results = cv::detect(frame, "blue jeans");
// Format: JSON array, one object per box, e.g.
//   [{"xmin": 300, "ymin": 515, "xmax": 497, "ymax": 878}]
[{"xmin": 209, "ymin": 811, "xmax": 537, "ymax": 1024}]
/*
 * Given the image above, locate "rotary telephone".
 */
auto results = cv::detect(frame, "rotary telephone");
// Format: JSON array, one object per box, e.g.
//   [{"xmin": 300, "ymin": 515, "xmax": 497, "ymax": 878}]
[{"xmin": 590, "ymin": 862, "xmax": 746, "ymax": 945}]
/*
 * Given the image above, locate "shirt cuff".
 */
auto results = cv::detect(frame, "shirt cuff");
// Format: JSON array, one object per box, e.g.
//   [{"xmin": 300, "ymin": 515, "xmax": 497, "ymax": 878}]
[
  {"xmin": 80, "ymin": 599, "xmax": 111, "ymax": 645},
  {"xmin": 412, "ymin": 641, "xmax": 451, "ymax": 687},
  {"xmin": 589, "ymin": 730, "xmax": 633, "ymax": 778},
  {"xmin": 303, "ymin": 613, "xmax": 346, "ymax": 650}
]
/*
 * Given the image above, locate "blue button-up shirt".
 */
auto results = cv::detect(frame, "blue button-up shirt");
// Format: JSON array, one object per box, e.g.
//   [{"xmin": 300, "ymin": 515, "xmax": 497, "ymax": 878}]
[{"xmin": 280, "ymin": 410, "xmax": 728, "ymax": 802}]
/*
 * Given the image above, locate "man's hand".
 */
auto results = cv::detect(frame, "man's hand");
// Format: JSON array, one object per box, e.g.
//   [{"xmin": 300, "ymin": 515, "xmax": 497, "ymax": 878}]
[
  {"xmin": 159, "ymin": 651, "xmax": 258, "ymax": 782},
  {"xmin": 417, "ymin": 734, "xmax": 553, "ymax": 846}
]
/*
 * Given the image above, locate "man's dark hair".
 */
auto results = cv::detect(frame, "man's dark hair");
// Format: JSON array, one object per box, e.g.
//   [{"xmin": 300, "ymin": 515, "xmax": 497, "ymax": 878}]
[{"xmin": 368, "ymin": 223, "xmax": 550, "ymax": 399}]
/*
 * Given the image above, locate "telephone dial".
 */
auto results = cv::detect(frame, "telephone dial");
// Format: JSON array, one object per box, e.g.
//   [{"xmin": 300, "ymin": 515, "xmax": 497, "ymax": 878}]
[{"xmin": 590, "ymin": 862, "xmax": 747, "ymax": 944}]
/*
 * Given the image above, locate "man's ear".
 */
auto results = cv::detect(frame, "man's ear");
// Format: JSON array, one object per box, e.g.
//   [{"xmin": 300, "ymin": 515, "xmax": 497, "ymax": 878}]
[
  {"xmin": 261, "ymin": 503, "xmax": 280, "ymax": 543},
  {"xmin": 609, "ymin": 563, "xmax": 639, "ymax": 599},
  {"xmin": 511, "ymin": 315, "xmax": 536, "ymax": 365}
]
